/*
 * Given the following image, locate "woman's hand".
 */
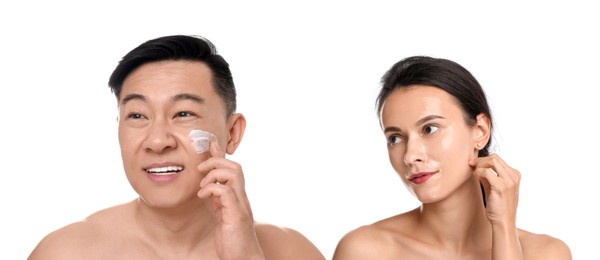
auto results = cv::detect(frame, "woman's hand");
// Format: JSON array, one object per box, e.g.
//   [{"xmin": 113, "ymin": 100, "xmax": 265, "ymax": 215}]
[
  {"xmin": 470, "ymin": 154, "xmax": 521, "ymax": 225},
  {"xmin": 470, "ymin": 154, "xmax": 523, "ymax": 259}
]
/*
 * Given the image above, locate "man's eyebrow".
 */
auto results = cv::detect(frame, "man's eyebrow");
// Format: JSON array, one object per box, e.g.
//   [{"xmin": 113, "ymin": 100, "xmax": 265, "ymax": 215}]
[
  {"xmin": 120, "ymin": 93, "xmax": 205, "ymax": 106},
  {"xmin": 171, "ymin": 93, "xmax": 205, "ymax": 104},
  {"xmin": 120, "ymin": 93, "xmax": 146, "ymax": 106}
]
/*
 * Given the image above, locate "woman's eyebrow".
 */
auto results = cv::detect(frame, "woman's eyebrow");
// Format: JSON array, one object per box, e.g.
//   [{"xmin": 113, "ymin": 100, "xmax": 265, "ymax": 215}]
[
  {"xmin": 415, "ymin": 115, "xmax": 444, "ymax": 126},
  {"xmin": 383, "ymin": 126, "xmax": 402, "ymax": 134},
  {"xmin": 383, "ymin": 115, "xmax": 445, "ymax": 134}
]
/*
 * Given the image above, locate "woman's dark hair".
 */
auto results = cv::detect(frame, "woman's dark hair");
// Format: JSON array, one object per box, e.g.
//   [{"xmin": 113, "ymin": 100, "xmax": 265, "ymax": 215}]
[
  {"xmin": 376, "ymin": 56, "xmax": 492, "ymax": 157},
  {"xmin": 108, "ymin": 35, "xmax": 237, "ymax": 115}
]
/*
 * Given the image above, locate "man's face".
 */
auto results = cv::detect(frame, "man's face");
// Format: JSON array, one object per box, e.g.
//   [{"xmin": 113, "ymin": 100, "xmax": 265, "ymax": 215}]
[{"xmin": 117, "ymin": 60, "xmax": 230, "ymax": 208}]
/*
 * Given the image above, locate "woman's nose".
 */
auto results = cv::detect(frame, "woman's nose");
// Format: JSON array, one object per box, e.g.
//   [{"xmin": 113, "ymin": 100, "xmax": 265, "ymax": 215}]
[{"xmin": 403, "ymin": 137, "xmax": 426, "ymax": 166}]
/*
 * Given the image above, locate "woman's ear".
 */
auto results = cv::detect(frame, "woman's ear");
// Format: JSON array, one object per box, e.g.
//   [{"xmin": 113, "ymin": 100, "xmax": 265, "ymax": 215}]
[
  {"xmin": 225, "ymin": 113, "xmax": 246, "ymax": 155},
  {"xmin": 473, "ymin": 113, "xmax": 491, "ymax": 150}
]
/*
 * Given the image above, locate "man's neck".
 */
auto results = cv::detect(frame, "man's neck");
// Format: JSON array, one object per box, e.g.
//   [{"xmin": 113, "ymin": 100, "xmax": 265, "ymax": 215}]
[{"xmin": 132, "ymin": 197, "xmax": 217, "ymax": 254}]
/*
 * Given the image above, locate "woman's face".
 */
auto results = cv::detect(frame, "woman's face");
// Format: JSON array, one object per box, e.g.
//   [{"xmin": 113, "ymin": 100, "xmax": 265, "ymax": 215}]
[{"xmin": 380, "ymin": 85, "xmax": 479, "ymax": 203}]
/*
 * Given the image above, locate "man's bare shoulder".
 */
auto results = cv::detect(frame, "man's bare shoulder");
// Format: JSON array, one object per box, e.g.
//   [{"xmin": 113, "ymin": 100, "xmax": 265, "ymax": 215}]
[
  {"xmin": 519, "ymin": 229, "xmax": 572, "ymax": 260},
  {"xmin": 28, "ymin": 220, "xmax": 101, "ymax": 259},
  {"xmin": 28, "ymin": 202, "xmax": 134, "ymax": 260},
  {"xmin": 254, "ymin": 222, "xmax": 325, "ymax": 260}
]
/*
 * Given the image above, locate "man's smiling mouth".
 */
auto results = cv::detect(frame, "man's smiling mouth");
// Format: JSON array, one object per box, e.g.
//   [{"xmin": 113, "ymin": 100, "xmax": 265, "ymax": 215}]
[{"xmin": 146, "ymin": 166, "xmax": 184, "ymax": 175}]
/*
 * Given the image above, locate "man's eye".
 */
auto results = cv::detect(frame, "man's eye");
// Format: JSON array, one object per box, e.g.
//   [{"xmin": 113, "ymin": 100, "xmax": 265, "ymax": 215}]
[
  {"xmin": 175, "ymin": 111, "xmax": 194, "ymax": 118},
  {"xmin": 424, "ymin": 125, "xmax": 439, "ymax": 135},
  {"xmin": 127, "ymin": 113, "xmax": 145, "ymax": 119}
]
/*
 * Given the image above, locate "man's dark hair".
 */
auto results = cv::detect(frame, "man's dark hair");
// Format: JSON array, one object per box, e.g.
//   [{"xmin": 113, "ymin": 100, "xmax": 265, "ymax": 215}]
[{"xmin": 108, "ymin": 35, "xmax": 237, "ymax": 115}]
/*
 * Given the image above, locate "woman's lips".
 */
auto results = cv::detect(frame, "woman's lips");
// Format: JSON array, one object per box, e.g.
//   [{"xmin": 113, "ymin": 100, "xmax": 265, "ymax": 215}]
[{"xmin": 409, "ymin": 172, "xmax": 435, "ymax": 184}]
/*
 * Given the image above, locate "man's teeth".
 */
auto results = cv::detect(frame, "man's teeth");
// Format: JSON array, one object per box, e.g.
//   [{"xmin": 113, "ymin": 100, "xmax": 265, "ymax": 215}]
[{"xmin": 146, "ymin": 166, "xmax": 183, "ymax": 175}]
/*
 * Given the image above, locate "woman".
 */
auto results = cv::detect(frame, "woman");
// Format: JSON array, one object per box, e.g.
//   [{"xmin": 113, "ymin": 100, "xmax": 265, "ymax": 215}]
[{"xmin": 332, "ymin": 56, "xmax": 571, "ymax": 259}]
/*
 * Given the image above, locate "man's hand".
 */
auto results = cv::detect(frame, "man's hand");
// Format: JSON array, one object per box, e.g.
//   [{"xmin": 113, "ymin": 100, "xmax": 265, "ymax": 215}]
[{"xmin": 197, "ymin": 141, "xmax": 265, "ymax": 260}]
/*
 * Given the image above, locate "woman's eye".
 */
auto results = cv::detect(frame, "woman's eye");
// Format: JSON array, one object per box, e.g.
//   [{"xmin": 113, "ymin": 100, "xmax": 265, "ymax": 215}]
[
  {"xmin": 388, "ymin": 135, "xmax": 402, "ymax": 145},
  {"xmin": 423, "ymin": 125, "xmax": 439, "ymax": 135}
]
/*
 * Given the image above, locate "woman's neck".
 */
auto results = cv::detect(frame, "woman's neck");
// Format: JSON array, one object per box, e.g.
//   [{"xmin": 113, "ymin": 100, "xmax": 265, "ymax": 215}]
[{"xmin": 417, "ymin": 177, "xmax": 492, "ymax": 252}]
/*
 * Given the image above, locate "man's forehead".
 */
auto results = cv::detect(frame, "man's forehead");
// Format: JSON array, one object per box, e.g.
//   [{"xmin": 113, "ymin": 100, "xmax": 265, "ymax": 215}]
[{"xmin": 120, "ymin": 61, "xmax": 214, "ymax": 94}]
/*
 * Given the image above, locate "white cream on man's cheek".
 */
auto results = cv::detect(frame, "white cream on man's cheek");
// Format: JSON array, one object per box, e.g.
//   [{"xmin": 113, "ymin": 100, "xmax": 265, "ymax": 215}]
[{"xmin": 189, "ymin": 129, "xmax": 217, "ymax": 154}]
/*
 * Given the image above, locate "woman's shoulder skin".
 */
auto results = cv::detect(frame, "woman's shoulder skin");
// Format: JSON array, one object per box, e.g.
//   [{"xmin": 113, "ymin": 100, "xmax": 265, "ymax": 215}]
[
  {"xmin": 518, "ymin": 229, "xmax": 572, "ymax": 260},
  {"xmin": 333, "ymin": 211, "xmax": 572, "ymax": 260},
  {"xmin": 332, "ymin": 224, "xmax": 390, "ymax": 259},
  {"xmin": 255, "ymin": 222, "xmax": 325, "ymax": 260},
  {"xmin": 333, "ymin": 212, "xmax": 416, "ymax": 259}
]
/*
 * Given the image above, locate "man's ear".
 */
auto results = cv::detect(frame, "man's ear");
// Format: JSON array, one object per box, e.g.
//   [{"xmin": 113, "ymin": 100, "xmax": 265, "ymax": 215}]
[
  {"xmin": 225, "ymin": 113, "xmax": 246, "ymax": 155},
  {"xmin": 473, "ymin": 113, "xmax": 491, "ymax": 150}
]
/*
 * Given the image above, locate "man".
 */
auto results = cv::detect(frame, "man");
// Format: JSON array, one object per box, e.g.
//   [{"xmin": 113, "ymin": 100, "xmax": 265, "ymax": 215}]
[{"xmin": 29, "ymin": 35, "xmax": 325, "ymax": 260}]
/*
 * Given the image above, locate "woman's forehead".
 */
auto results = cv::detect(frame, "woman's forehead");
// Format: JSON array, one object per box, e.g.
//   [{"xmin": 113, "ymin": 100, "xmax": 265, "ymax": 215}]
[{"xmin": 381, "ymin": 85, "xmax": 464, "ymax": 125}]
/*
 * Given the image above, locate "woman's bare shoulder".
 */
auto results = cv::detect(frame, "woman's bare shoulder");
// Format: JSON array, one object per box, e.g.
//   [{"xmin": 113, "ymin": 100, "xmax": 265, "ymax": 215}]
[
  {"xmin": 332, "ymin": 224, "xmax": 387, "ymax": 259},
  {"xmin": 519, "ymin": 229, "xmax": 572, "ymax": 260},
  {"xmin": 254, "ymin": 222, "xmax": 325, "ymax": 260},
  {"xmin": 332, "ymin": 212, "xmax": 416, "ymax": 260}
]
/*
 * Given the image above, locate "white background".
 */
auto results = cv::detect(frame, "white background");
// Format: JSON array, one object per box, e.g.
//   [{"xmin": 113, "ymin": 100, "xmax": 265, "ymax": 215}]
[{"xmin": 1, "ymin": 1, "xmax": 598, "ymax": 259}]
